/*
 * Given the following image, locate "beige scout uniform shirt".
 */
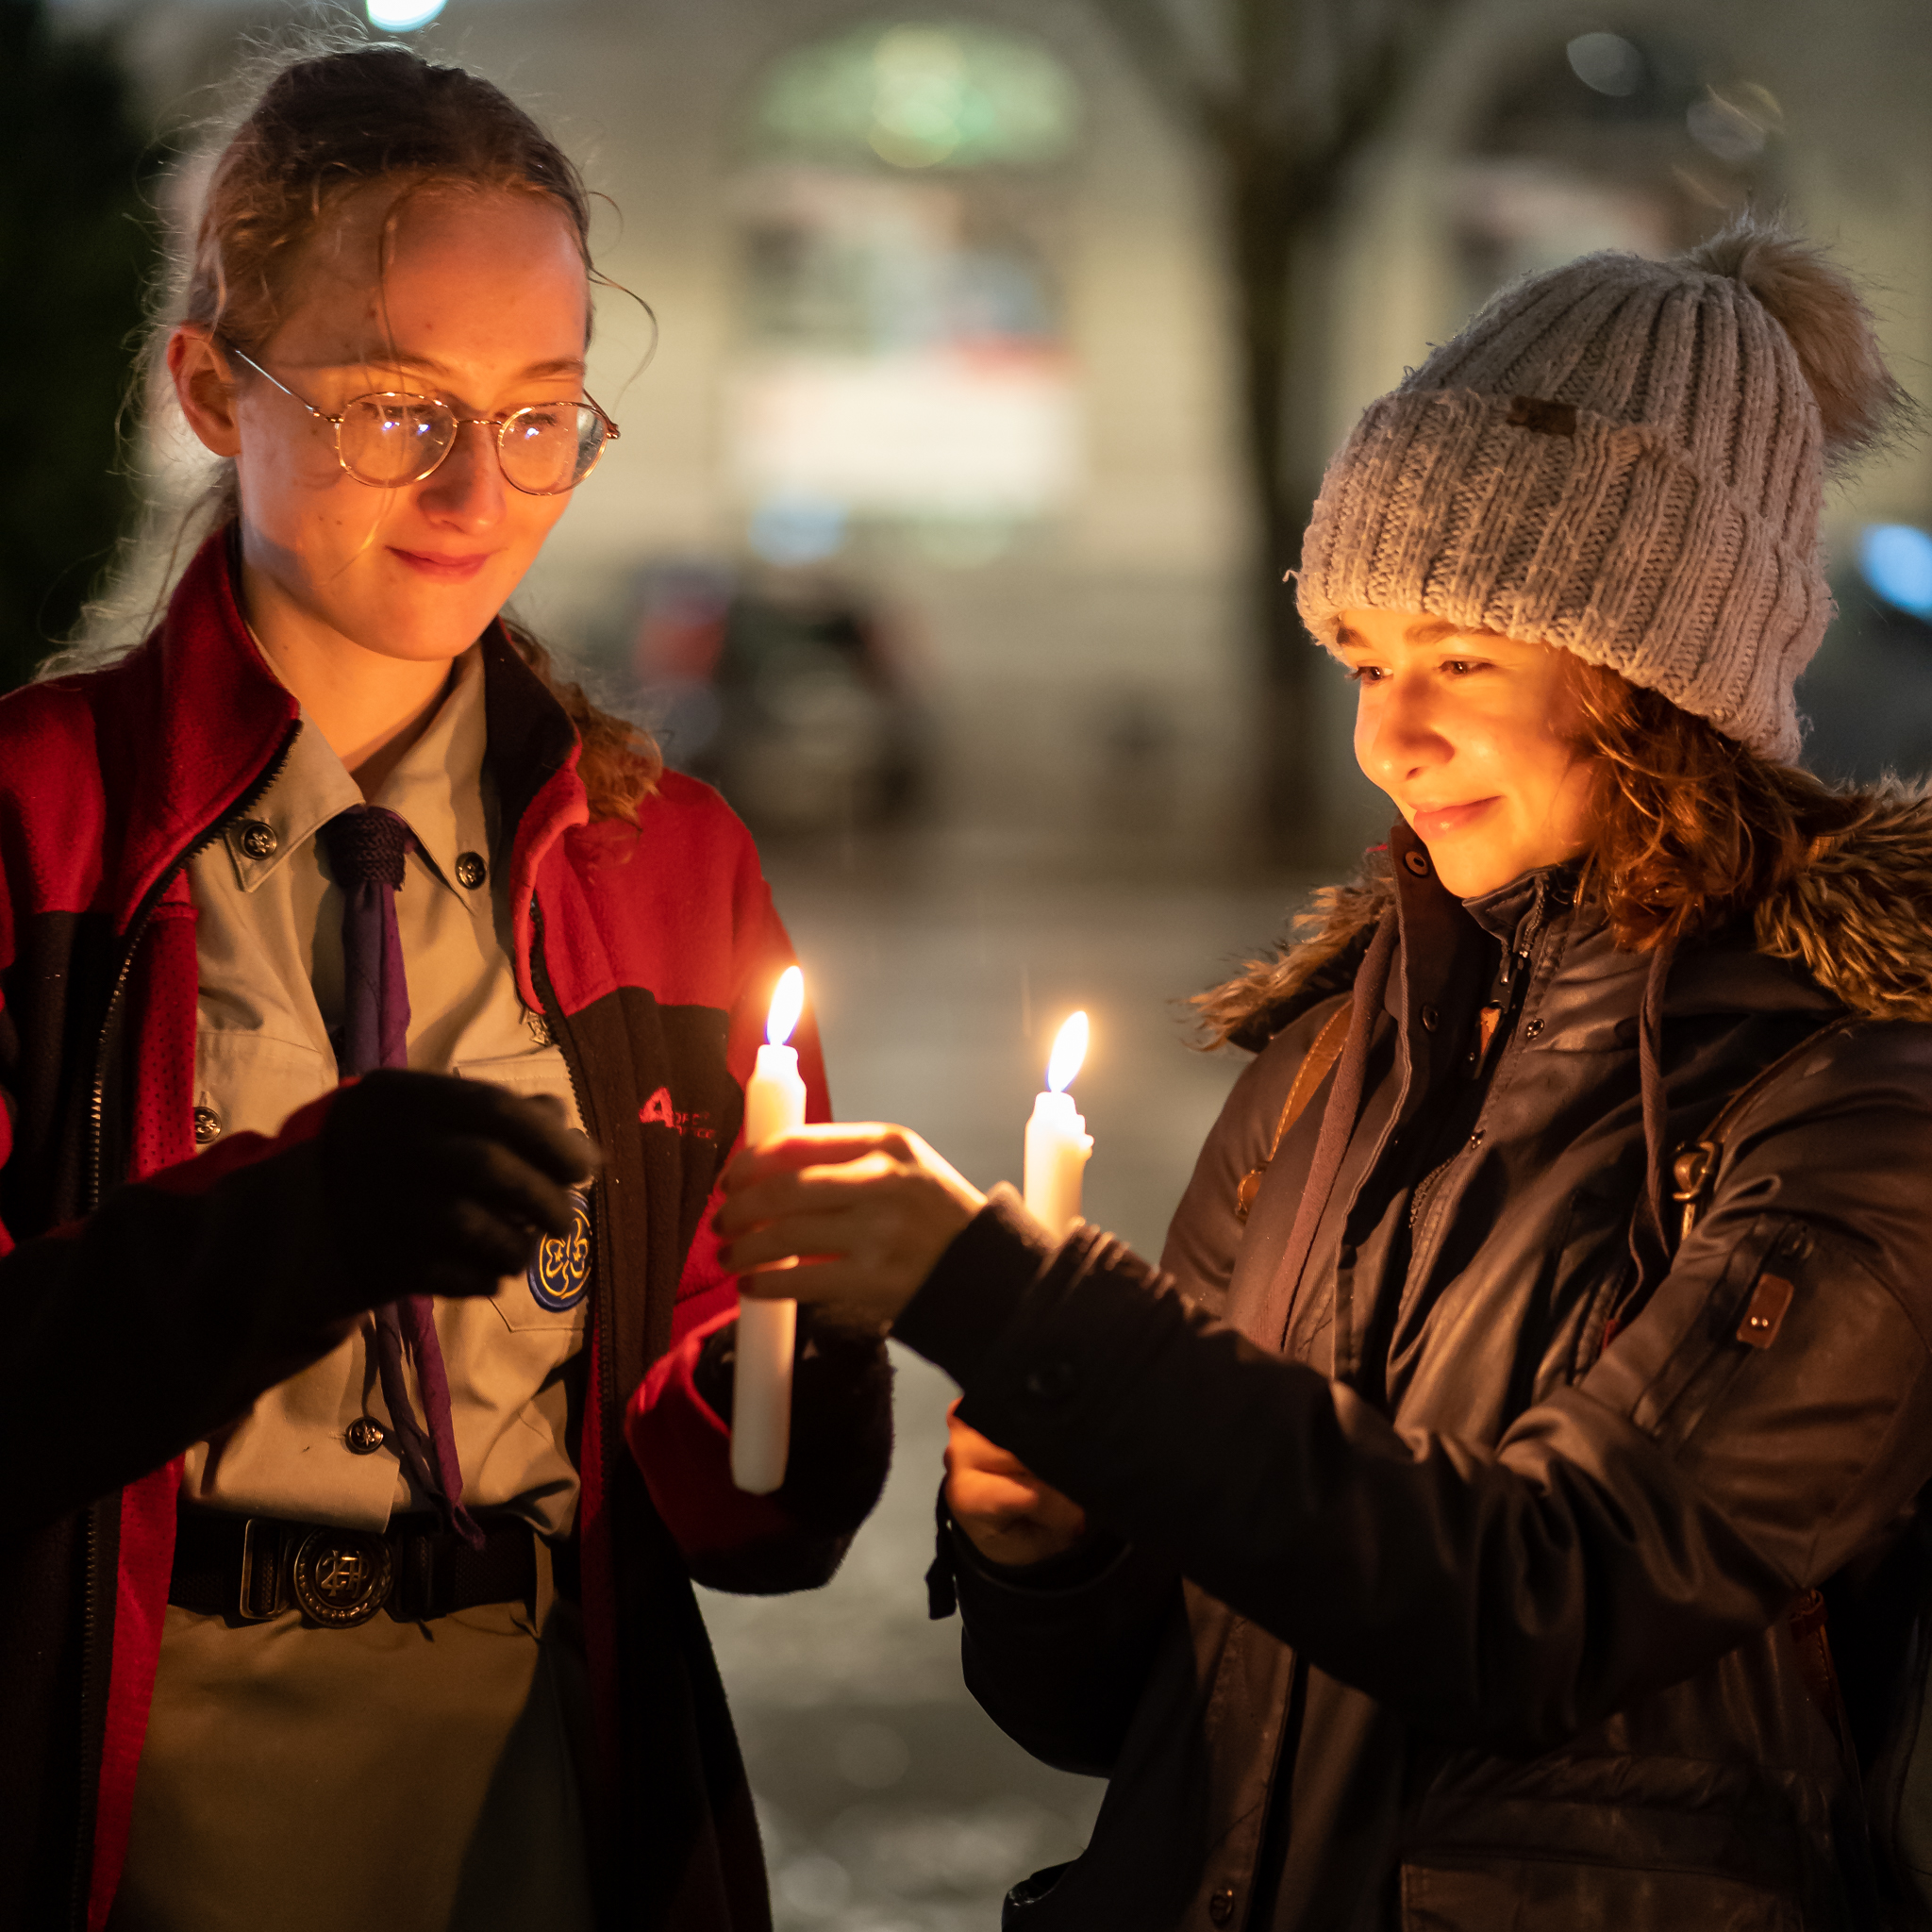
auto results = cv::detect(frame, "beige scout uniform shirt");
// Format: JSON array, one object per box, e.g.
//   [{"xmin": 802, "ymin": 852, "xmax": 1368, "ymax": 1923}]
[{"xmin": 111, "ymin": 648, "xmax": 597, "ymax": 1932}]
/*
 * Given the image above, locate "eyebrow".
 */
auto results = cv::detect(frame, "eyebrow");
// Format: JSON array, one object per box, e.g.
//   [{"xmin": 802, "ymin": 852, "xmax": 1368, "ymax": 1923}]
[
  {"xmin": 335, "ymin": 350, "xmax": 588, "ymax": 385},
  {"xmin": 1334, "ymin": 617, "xmax": 1470, "ymax": 650}
]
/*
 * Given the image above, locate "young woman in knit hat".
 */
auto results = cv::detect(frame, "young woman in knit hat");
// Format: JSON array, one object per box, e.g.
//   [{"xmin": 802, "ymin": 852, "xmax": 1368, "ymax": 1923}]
[
  {"xmin": 719, "ymin": 217, "xmax": 1932, "ymax": 1926},
  {"xmin": 0, "ymin": 42, "xmax": 892, "ymax": 1932}
]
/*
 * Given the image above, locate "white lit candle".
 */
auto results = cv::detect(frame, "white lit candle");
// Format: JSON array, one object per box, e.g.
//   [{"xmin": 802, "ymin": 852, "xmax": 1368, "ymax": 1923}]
[
  {"xmin": 1024, "ymin": 1011, "xmax": 1092, "ymax": 1240},
  {"xmin": 732, "ymin": 965, "xmax": 807, "ymax": 1494}
]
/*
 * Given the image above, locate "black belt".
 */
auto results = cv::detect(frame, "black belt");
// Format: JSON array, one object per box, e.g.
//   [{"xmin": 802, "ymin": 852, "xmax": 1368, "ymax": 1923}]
[{"xmin": 170, "ymin": 1509, "xmax": 542, "ymax": 1628}]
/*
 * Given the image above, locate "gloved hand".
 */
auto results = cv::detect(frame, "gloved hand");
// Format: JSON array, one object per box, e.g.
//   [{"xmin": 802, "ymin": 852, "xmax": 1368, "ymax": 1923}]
[{"xmin": 314, "ymin": 1067, "xmax": 599, "ymax": 1318}]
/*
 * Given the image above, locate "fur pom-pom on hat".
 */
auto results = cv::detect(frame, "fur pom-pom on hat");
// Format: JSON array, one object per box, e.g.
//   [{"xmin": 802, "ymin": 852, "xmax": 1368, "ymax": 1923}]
[
  {"xmin": 1295, "ymin": 213, "xmax": 1916, "ymax": 762},
  {"xmin": 1684, "ymin": 220, "xmax": 1913, "ymax": 462}
]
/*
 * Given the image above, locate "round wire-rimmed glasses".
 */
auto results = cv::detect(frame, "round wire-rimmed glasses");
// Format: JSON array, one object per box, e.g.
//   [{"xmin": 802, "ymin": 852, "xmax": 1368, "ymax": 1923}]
[{"xmin": 225, "ymin": 346, "xmax": 620, "ymax": 496}]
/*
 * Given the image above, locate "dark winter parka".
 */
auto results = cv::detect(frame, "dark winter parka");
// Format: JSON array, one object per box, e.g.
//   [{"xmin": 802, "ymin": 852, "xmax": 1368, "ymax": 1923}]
[
  {"xmin": 904, "ymin": 813, "xmax": 1932, "ymax": 1932},
  {"xmin": 0, "ymin": 536, "xmax": 891, "ymax": 1932}
]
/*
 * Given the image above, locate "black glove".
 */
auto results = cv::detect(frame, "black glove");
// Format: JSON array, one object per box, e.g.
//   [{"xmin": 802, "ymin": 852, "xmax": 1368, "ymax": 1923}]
[{"xmin": 313, "ymin": 1067, "xmax": 599, "ymax": 1320}]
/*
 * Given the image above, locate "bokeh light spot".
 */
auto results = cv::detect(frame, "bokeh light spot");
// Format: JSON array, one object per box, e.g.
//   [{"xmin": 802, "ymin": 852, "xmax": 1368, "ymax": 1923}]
[
  {"xmin": 366, "ymin": 0, "xmax": 446, "ymax": 28},
  {"xmin": 1566, "ymin": 32, "xmax": 1642, "ymax": 97},
  {"xmin": 1861, "ymin": 525, "xmax": 1932, "ymax": 621}
]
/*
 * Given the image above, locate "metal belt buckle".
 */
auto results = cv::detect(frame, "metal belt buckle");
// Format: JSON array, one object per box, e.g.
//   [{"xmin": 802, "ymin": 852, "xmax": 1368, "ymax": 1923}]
[
  {"xmin": 290, "ymin": 1527, "xmax": 394, "ymax": 1628},
  {"xmin": 237, "ymin": 1518, "xmax": 287, "ymax": 1622}
]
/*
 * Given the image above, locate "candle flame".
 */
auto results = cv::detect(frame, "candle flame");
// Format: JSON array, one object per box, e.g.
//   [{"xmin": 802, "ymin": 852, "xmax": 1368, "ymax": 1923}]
[
  {"xmin": 1046, "ymin": 1010, "xmax": 1088, "ymax": 1093},
  {"xmin": 766, "ymin": 965, "xmax": 805, "ymax": 1046}
]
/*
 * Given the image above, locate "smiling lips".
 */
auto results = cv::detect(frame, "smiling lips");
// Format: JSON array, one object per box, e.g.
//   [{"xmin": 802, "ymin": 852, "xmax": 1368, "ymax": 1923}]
[
  {"xmin": 390, "ymin": 546, "xmax": 493, "ymax": 582},
  {"xmin": 1411, "ymin": 797, "xmax": 1501, "ymax": 840}
]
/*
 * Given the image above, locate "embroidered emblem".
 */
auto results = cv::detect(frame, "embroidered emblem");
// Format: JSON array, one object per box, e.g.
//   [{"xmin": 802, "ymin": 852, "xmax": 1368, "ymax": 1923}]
[
  {"xmin": 638, "ymin": 1086, "xmax": 716, "ymax": 1141},
  {"xmin": 529, "ymin": 1189, "xmax": 593, "ymax": 1311}
]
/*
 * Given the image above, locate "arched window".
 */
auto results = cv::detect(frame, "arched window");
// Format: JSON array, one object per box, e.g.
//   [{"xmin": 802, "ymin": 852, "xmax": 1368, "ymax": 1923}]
[{"xmin": 728, "ymin": 19, "xmax": 1083, "ymax": 565}]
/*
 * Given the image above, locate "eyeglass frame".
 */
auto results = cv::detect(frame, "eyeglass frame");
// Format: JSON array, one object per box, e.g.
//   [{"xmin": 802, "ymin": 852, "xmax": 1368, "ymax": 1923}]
[{"xmin": 222, "ymin": 345, "xmax": 621, "ymax": 496}]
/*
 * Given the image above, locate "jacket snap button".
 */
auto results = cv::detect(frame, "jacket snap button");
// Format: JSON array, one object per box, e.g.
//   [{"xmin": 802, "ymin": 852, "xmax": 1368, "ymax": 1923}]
[
  {"xmin": 1209, "ymin": 1888, "xmax": 1237, "ymax": 1925},
  {"xmin": 344, "ymin": 1416, "xmax": 388, "ymax": 1455},
  {"xmin": 1403, "ymin": 849, "xmax": 1429, "ymax": 877},
  {"xmin": 1467, "ymin": 1127, "xmax": 1485, "ymax": 1150},
  {"xmin": 1420, "ymin": 1005, "xmax": 1440, "ymax": 1032},
  {"xmin": 1024, "ymin": 1359, "xmax": 1077, "ymax": 1407},
  {"xmin": 192, "ymin": 1105, "xmax": 222, "ymax": 1143},
  {"xmin": 239, "ymin": 820, "xmax": 277, "ymax": 860},
  {"xmin": 455, "ymin": 851, "xmax": 488, "ymax": 889},
  {"xmin": 1524, "ymin": 1017, "xmax": 1544, "ymax": 1039}
]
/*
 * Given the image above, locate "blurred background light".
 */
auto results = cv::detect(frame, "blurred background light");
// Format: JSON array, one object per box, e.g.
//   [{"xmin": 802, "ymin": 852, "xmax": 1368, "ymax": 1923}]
[
  {"xmin": 366, "ymin": 0, "xmax": 447, "ymax": 31},
  {"xmin": 748, "ymin": 495, "xmax": 849, "ymax": 566},
  {"xmin": 1565, "ymin": 32, "xmax": 1644, "ymax": 96},
  {"xmin": 1860, "ymin": 525, "xmax": 1932, "ymax": 620},
  {"xmin": 754, "ymin": 19, "xmax": 1078, "ymax": 171}
]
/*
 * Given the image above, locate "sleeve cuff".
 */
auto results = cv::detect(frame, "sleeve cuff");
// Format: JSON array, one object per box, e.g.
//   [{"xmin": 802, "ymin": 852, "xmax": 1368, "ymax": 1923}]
[
  {"xmin": 892, "ymin": 1183, "xmax": 1056, "ymax": 1388},
  {"xmin": 952, "ymin": 1512, "xmax": 1131, "ymax": 1597}
]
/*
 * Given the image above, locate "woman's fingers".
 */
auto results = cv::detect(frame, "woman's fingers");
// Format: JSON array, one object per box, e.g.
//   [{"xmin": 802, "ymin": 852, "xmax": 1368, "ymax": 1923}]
[
  {"xmin": 716, "ymin": 1122, "xmax": 984, "ymax": 1325},
  {"xmin": 722, "ymin": 1123, "xmax": 920, "ymax": 1191},
  {"xmin": 944, "ymin": 1407, "xmax": 1032, "ymax": 1480},
  {"xmin": 714, "ymin": 1151, "xmax": 905, "ymax": 1240},
  {"xmin": 947, "ymin": 1468, "xmax": 1051, "ymax": 1522}
]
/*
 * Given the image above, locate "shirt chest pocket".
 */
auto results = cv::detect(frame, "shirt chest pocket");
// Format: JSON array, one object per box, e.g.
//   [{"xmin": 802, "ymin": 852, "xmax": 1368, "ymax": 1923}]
[
  {"xmin": 193, "ymin": 1029, "xmax": 335, "ymax": 1144},
  {"xmin": 454, "ymin": 1049, "xmax": 593, "ymax": 1334}
]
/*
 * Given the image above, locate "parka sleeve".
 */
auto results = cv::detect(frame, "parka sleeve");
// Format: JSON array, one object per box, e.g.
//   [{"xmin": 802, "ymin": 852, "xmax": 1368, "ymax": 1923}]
[
  {"xmin": 892, "ymin": 1019, "xmax": 1932, "ymax": 1755},
  {"xmin": 927, "ymin": 1009, "xmax": 1333, "ymax": 1773}
]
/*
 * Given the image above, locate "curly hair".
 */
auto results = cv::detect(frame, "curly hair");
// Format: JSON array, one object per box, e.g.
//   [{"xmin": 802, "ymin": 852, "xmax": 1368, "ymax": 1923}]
[
  {"xmin": 1565, "ymin": 658, "xmax": 1867, "ymax": 953},
  {"xmin": 59, "ymin": 41, "xmax": 658, "ymax": 823}
]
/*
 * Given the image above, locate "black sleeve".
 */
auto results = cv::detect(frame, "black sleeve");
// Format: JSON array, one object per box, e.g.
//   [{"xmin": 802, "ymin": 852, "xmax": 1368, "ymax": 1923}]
[
  {"xmin": 2, "ymin": 1141, "xmax": 358, "ymax": 1530},
  {"xmin": 948, "ymin": 1503, "xmax": 1181, "ymax": 1776},
  {"xmin": 892, "ymin": 1024, "xmax": 1932, "ymax": 1755}
]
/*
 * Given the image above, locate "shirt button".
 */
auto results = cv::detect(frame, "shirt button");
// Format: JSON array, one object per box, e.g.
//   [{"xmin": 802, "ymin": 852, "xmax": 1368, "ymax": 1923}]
[
  {"xmin": 1468, "ymin": 1127, "xmax": 1485, "ymax": 1150},
  {"xmin": 1209, "ymin": 1888, "xmax": 1238, "ymax": 1925},
  {"xmin": 1524, "ymin": 1017, "xmax": 1545, "ymax": 1039},
  {"xmin": 455, "ymin": 852, "xmax": 488, "ymax": 889},
  {"xmin": 1420, "ymin": 1004, "xmax": 1440, "ymax": 1032},
  {"xmin": 344, "ymin": 1416, "xmax": 388, "ymax": 1455},
  {"xmin": 192, "ymin": 1105, "xmax": 222, "ymax": 1143},
  {"xmin": 1403, "ymin": 849, "xmax": 1429, "ymax": 877},
  {"xmin": 239, "ymin": 821, "xmax": 277, "ymax": 860}
]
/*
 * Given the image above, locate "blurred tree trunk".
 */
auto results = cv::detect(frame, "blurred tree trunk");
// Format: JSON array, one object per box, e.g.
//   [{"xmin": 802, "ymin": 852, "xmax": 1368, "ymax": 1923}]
[
  {"xmin": 0, "ymin": 0, "xmax": 153, "ymax": 690},
  {"xmin": 1090, "ymin": 0, "xmax": 1458, "ymax": 860}
]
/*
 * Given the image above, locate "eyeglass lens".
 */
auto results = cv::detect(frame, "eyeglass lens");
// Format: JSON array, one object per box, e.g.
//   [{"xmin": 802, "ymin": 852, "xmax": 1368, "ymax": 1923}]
[{"xmin": 338, "ymin": 396, "xmax": 608, "ymax": 495}]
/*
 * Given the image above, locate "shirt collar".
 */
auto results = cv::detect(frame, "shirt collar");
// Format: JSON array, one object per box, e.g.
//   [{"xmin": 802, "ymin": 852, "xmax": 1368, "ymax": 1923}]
[{"xmin": 218, "ymin": 645, "xmax": 491, "ymax": 898}]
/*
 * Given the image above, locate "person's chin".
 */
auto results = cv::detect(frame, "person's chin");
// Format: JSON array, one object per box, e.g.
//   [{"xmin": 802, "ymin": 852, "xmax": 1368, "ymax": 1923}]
[{"xmin": 1416, "ymin": 833, "xmax": 1526, "ymax": 900}]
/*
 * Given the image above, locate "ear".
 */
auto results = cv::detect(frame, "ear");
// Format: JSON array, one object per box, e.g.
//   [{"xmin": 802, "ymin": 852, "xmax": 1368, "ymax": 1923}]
[{"xmin": 168, "ymin": 326, "xmax": 242, "ymax": 458}]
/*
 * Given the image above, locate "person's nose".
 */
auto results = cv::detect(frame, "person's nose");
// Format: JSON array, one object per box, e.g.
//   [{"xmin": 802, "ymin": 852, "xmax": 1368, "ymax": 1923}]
[
  {"xmin": 417, "ymin": 417, "xmax": 507, "ymax": 533},
  {"xmin": 1357, "ymin": 673, "xmax": 1452, "ymax": 791}
]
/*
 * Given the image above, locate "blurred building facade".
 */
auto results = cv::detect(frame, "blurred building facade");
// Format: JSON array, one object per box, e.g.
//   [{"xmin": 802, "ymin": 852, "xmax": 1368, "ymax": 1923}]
[{"xmin": 67, "ymin": 0, "xmax": 1932, "ymax": 872}]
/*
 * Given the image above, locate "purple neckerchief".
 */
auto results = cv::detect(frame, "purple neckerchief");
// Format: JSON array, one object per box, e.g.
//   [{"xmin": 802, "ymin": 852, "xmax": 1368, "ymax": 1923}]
[{"xmin": 323, "ymin": 804, "xmax": 482, "ymax": 1549}]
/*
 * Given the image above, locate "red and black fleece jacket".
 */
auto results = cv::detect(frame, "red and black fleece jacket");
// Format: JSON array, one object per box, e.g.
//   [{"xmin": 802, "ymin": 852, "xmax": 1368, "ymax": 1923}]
[{"xmin": 0, "ymin": 532, "xmax": 891, "ymax": 1932}]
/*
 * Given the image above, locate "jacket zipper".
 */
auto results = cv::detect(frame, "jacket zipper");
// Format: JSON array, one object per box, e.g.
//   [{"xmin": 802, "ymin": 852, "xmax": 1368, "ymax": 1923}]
[
  {"xmin": 1406, "ymin": 882, "xmax": 1557, "ymax": 1242},
  {"xmin": 84, "ymin": 723, "xmax": 301, "ymax": 1215},
  {"xmin": 525, "ymin": 897, "xmax": 616, "ymax": 1491},
  {"xmin": 69, "ymin": 720, "xmax": 299, "ymax": 1932}
]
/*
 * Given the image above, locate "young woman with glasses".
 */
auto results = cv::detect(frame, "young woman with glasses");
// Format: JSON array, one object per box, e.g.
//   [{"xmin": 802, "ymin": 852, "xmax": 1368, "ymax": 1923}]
[
  {"xmin": 0, "ymin": 43, "xmax": 889, "ymax": 1932},
  {"xmin": 718, "ymin": 220, "xmax": 1932, "ymax": 1928}
]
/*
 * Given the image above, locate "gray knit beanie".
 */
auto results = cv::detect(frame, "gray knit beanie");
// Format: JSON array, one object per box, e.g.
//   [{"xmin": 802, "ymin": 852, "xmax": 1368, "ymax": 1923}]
[{"xmin": 1296, "ymin": 215, "xmax": 1909, "ymax": 761}]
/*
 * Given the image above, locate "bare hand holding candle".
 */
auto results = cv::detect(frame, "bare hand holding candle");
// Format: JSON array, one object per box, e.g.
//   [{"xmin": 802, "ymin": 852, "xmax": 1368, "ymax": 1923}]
[
  {"xmin": 732, "ymin": 965, "xmax": 807, "ymax": 1494},
  {"xmin": 1024, "ymin": 1011, "xmax": 1092, "ymax": 1238}
]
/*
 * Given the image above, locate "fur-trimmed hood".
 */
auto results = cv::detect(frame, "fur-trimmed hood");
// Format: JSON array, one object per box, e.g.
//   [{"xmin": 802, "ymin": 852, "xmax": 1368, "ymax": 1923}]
[{"xmin": 1200, "ymin": 784, "xmax": 1932, "ymax": 1052}]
